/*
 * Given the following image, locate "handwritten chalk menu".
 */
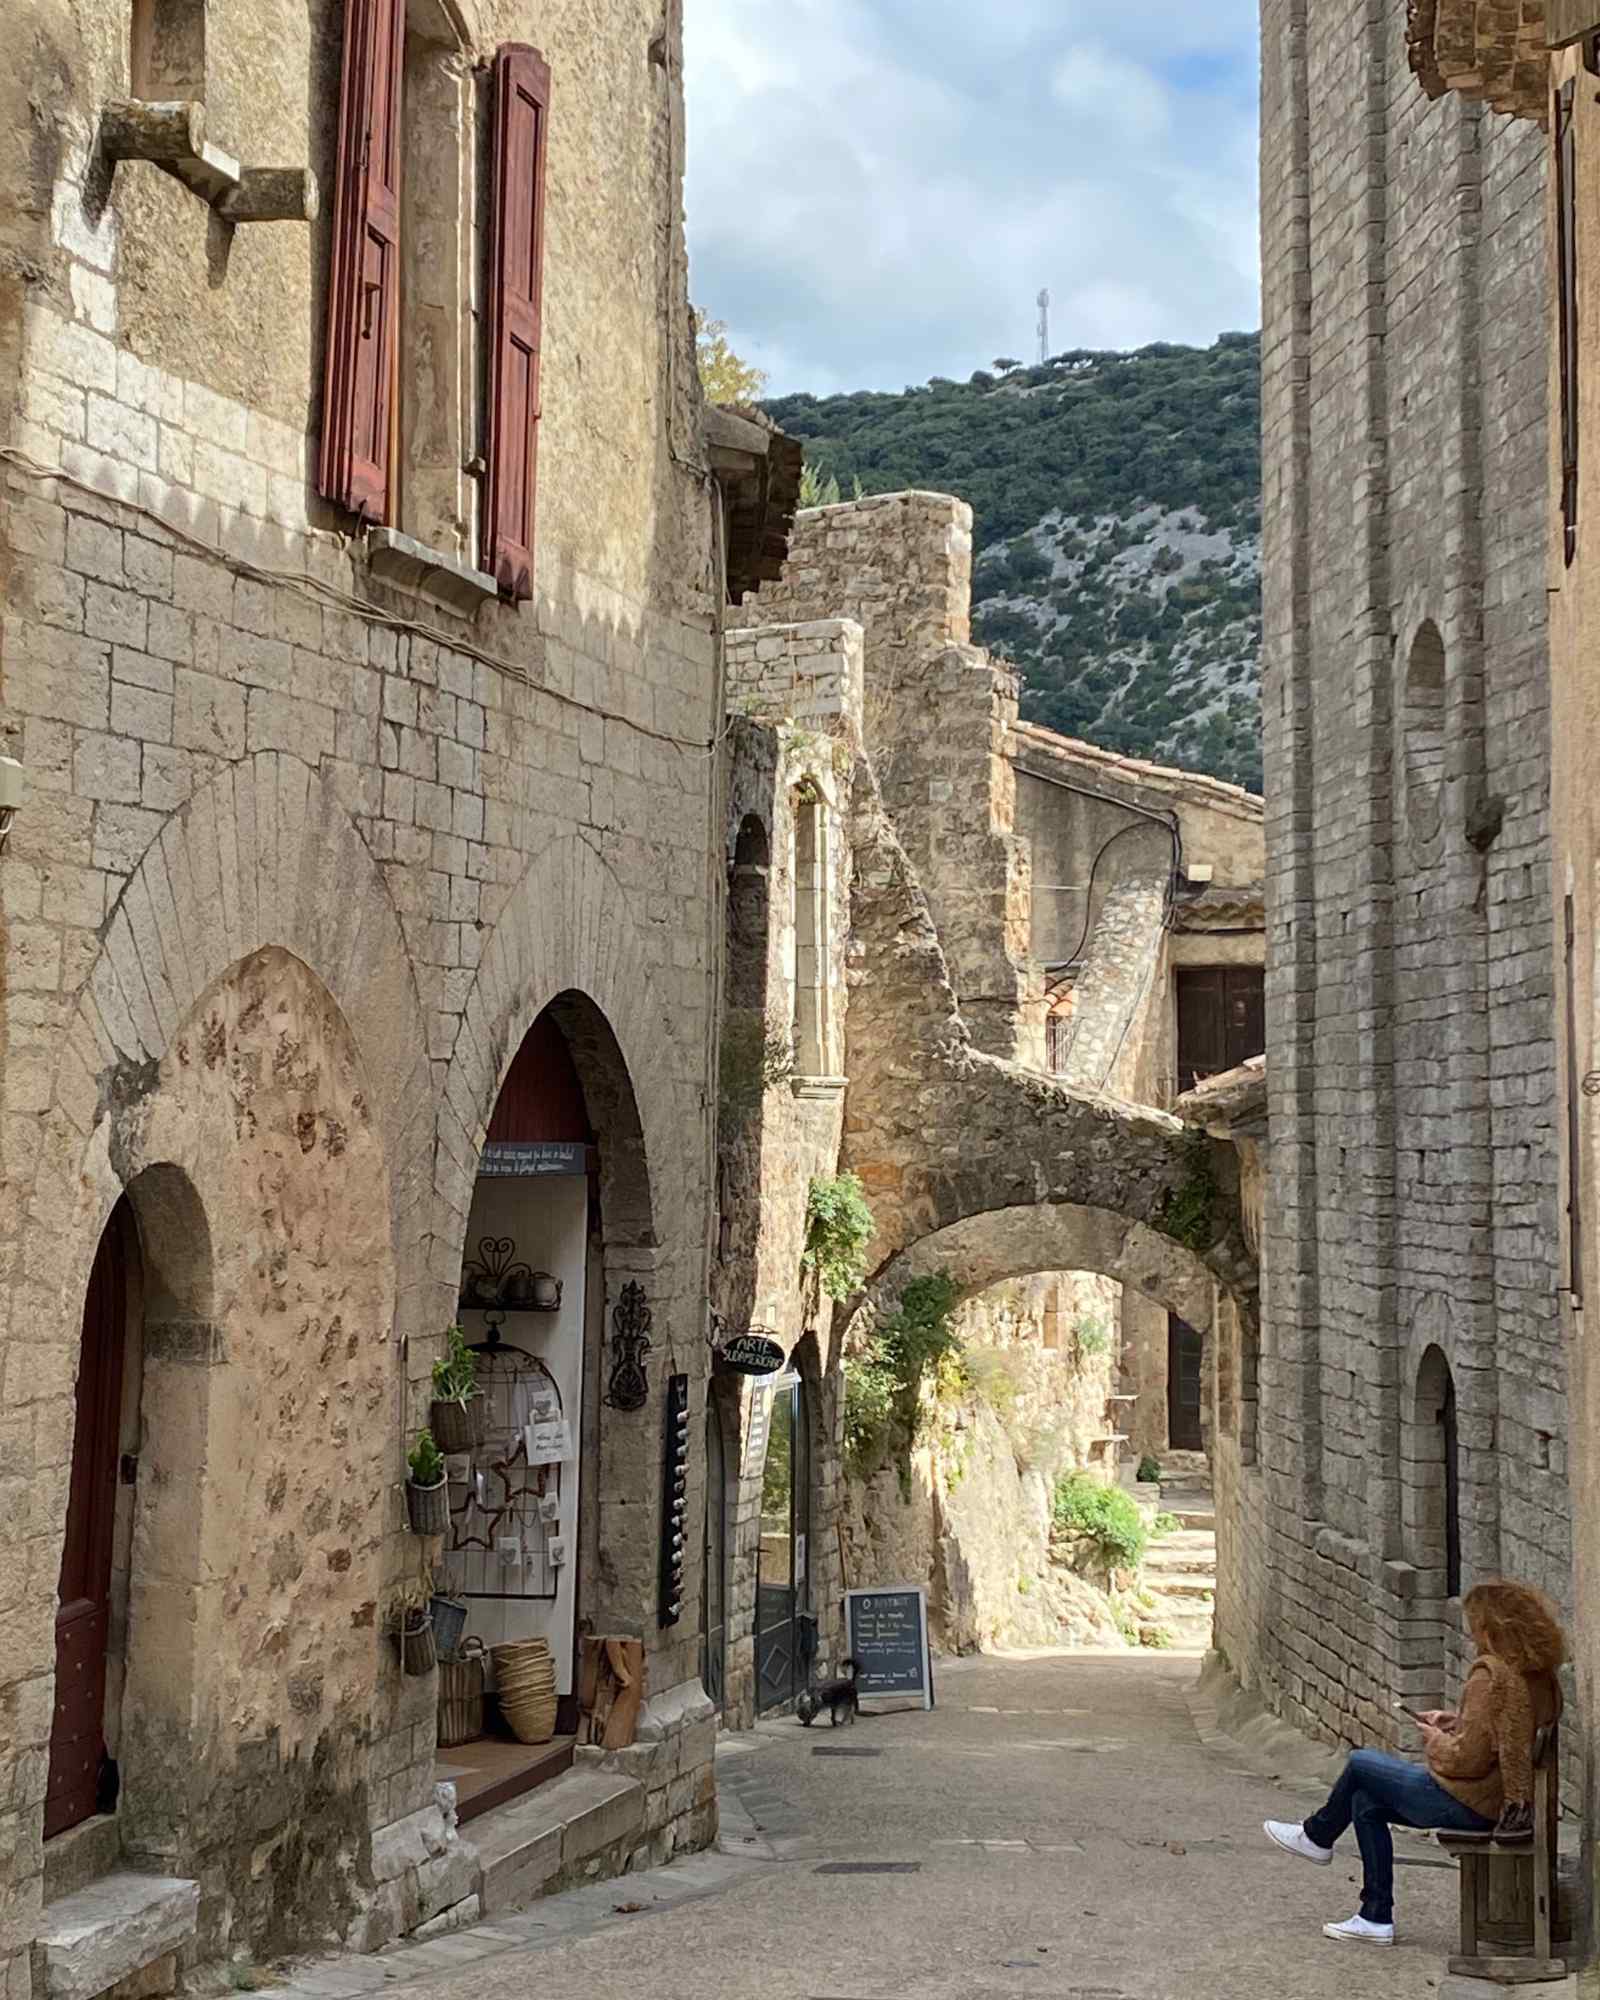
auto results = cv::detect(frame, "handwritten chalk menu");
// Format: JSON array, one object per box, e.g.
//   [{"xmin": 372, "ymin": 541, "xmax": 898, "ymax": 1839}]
[{"xmin": 844, "ymin": 1586, "xmax": 933, "ymax": 1710}]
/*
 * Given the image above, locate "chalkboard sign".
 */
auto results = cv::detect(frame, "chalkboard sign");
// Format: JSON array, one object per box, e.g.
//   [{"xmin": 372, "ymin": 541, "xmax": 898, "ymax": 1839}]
[{"xmin": 844, "ymin": 1586, "xmax": 933, "ymax": 1711}]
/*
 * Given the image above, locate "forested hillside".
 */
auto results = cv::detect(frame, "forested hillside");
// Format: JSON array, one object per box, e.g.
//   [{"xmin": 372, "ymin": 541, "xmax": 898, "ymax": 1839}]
[{"xmin": 763, "ymin": 334, "xmax": 1263, "ymax": 791}]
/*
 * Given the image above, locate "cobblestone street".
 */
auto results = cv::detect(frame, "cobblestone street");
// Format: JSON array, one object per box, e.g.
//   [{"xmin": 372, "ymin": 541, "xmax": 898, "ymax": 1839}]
[{"xmin": 307, "ymin": 1652, "xmax": 1461, "ymax": 2000}]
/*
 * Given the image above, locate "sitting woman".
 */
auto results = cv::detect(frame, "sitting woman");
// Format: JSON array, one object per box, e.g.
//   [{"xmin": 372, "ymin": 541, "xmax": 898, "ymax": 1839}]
[{"xmin": 1263, "ymin": 1579, "xmax": 1566, "ymax": 1946}]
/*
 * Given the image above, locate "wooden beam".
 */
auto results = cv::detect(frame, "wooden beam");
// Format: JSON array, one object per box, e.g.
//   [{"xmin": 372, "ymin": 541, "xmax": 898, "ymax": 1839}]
[{"xmin": 1549, "ymin": 1, "xmax": 1600, "ymax": 48}]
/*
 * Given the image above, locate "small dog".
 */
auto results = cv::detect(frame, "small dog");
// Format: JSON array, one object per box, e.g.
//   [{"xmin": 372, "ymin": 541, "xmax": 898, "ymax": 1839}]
[{"xmin": 797, "ymin": 1658, "xmax": 861, "ymax": 1727}]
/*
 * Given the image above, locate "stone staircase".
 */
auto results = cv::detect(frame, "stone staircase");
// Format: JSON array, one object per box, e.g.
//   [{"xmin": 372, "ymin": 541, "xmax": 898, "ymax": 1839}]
[{"xmin": 1139, "ymin": 1477, "xmax": 1216, "ymax": 1652}]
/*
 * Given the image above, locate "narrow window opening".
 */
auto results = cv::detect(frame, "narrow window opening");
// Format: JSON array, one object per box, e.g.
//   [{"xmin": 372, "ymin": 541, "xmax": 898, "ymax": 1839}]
[{"xmin": 792, "ymin": 795, "xmax": 830, "ymax": 1077}]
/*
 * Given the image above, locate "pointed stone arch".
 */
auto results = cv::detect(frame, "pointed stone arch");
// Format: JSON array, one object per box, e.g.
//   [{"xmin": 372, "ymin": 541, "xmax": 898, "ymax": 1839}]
[{"xmin": 19, "ymin": 751, "xmax": 431, "ymax": 1359}]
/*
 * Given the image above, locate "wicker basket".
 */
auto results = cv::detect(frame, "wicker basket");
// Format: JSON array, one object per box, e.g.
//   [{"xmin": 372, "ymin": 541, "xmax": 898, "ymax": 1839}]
[
  {"xmin": 494, "ymin": 1637, "xmax": 558, "ymax": 1745},
  {"xmin": 405, "ymin": 1476, "xmax": 450, "ymax": 1536},
  {"xmin": 398, "ymin": 1611, "xmax": 436, "ymax": 1677},
  {"xmin": 437, "ymin": 1638, "xmax": 486, "ymax": 1747},
  {"xmin": 430, "ymin": 1394, "xmax": 486, "ymax": 1453},
  {"xmin": 430, "ymin": 1594, "xmax": 469, "ymax": 1658}
]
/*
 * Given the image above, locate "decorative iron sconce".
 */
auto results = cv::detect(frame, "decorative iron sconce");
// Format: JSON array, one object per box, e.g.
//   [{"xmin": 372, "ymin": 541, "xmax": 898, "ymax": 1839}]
[{"xmin": 604, "ymin": 1281, "xmax": 653, "ymax": 1412}]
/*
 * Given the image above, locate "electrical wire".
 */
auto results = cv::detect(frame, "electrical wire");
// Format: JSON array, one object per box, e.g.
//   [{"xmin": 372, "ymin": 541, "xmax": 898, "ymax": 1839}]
[{"xmin": 0, "ymin": 445, "xmax": 732, "ymax": 759}]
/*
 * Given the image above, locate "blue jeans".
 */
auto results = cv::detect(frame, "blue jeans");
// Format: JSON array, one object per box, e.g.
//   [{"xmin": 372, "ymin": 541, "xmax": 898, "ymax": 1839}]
[{"xmin": 1303, "ymin": 1748, "xmax": 1495, "ymax": 1924}]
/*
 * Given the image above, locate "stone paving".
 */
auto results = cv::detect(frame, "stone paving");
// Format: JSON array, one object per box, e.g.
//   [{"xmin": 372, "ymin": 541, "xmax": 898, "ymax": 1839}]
[{"xmin": 270, "ymin": 1650, "xmax": 1510, "ymax": 2000}]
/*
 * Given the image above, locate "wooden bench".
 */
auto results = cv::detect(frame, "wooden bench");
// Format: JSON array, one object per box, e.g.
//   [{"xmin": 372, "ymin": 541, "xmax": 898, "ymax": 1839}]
[{"xmin": 1436, "ymin": 1723, "xmax": 1564, "ymax": 1985}]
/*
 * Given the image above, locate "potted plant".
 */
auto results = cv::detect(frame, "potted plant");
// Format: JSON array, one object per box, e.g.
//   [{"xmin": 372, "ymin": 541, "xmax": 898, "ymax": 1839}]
[
  {"xmin": 430, "ymin": 1325, "xmax": 485, "ymax": 1451},
  {"xmin": 405, "ymin": 1429, "xmax": 449, "ymax": 1535}
]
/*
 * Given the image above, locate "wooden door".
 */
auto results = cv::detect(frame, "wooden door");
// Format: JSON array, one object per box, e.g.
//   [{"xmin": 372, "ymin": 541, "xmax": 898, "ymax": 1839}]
[
  {"xmin": 1167, "ymin": 1315, "xmax": 1204, "ymax": 1453},
  {"xmin": 46, "ymin": 1212, "xmax": 129, "ymax": 1838},
  {"xmin": 1175, "ymin": 966, "xmax": 1266, "ymax": 1093}
]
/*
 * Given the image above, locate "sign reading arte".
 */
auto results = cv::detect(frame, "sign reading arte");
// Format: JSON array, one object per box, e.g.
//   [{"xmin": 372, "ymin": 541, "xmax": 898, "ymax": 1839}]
[{"xmin": 715, "ymin": 1330, "xmax": 785, "ymax": 1376}]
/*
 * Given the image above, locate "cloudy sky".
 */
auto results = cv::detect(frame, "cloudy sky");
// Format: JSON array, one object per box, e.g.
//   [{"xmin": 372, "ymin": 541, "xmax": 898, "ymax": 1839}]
[{"xmin": 682, "ymin": 0, "xmax": 1260, "ymax": 398}]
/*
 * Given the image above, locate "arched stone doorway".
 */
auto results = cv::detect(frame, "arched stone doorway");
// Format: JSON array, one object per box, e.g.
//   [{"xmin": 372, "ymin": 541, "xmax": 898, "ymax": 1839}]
[
  {"xmin": 438, "ymin": 991, "xmax": 654, "ymax": 1810},
  {"xmin": 48, "ymin": 1197, "xmax": 139, "ymax": 1839},
  {"xmin": 755, "ymin": 1369, "xmax": 813, "ymax": 1714}
]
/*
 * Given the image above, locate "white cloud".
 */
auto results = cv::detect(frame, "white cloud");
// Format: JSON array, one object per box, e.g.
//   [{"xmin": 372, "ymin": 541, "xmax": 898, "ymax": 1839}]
[{"xmin": 683, "ymin": 0, "xmax": 1259, "ymax": 396}]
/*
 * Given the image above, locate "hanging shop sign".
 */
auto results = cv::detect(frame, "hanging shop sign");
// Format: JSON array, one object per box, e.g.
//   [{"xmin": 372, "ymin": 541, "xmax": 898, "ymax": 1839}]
[
  {"xmin": 479, "ymin": 1141, "xmax": 589, "ymax": 1178},
  {"xmin": 715, "ymin": 1330, "xmax": 785, "ymax": 1377},
  {"xmin": 844, "ymin": 1586, "xmax": 934, "ymax": 1712}
]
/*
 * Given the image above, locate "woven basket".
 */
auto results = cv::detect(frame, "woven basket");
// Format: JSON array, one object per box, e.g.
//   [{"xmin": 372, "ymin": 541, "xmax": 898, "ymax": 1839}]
[
  {"xmin": 405, "ymin": 1477, "xmax": 449, "ymax": 1536},
  {"xmin": 398, "ymin": 1611, "xmax": 436, "ymax": 1678},
  {"xmin": 494, "ymin": 1638, "xmax": 558, "ymax": 1745},
  {"xmin": 429, "ymin": 1594, "xmax": 469, "ymax": 1658},
  {"xmin": 430, "ymin": 1394, "xmax": 486, "ymax": 1453},
  {"xmin": 437, "ymin": 1639, "xmax": 486, "ymax": 1747}
]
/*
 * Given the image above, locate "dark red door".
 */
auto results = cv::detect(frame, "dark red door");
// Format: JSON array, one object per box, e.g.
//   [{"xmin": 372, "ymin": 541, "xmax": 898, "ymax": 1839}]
[
  {"xmin": 1175, "ymin": 966, "xmax": 1266, "ymax": 1094},
  {"xmin": 1167, "ymin": 1315, "xmax": 1204, "ymax": 1452},
  {"xmin": 46, "ymin": 1209, "xmax": 129, "ymax": 1839}
]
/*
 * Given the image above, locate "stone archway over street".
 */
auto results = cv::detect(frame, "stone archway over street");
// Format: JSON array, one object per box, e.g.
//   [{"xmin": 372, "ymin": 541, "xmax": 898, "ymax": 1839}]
[{"xmin": 839, "ymin": 762, "xmax": 1257, "ymax": 1347}]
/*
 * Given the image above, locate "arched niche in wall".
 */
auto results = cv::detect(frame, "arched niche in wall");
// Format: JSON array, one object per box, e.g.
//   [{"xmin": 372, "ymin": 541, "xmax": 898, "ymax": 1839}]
[
  {"xmin": 728, "ymin": 813, "xmax": 772, "ymax": 1016},
  {"xmin": 1409, "ymin": 1342, "xmax": 1462, "ymax": 1605},
  {"xmin": 1401, "ymin": 620, "xmax": 1448, "ymax": 857}
]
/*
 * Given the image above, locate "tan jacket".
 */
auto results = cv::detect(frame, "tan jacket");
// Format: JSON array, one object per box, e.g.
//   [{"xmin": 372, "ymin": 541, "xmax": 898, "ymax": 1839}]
[{"xmin": 1426, "ymin": 1655, "xmax": 1562, "ymax": 1821}]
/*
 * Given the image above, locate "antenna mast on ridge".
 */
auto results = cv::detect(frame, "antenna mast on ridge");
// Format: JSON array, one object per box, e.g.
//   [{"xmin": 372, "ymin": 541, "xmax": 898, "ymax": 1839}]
[{"xmin": 1037, "ymin": 288, "xmax": 1050, "ymax": 366}]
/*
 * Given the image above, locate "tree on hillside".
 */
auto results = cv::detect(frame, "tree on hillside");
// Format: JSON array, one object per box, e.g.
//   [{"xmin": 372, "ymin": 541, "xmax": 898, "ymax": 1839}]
[
  {"xmin": 993, "ymin": 357, "xmax": 1022, "ymax": 374},
  {"xmin": 695, "ymin": 314, "xmax": 767, "ymax": 406}
]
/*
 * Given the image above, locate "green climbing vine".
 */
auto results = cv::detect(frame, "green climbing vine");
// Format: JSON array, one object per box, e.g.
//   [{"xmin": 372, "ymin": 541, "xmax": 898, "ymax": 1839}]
[
  {"xmin": 1157, "ymin": 1132, "xmax": 1218, "ymax": 1252},
  {"xmin": 802, "ymin": 1172, "xmax": 876, "ymax": 1300},
  {"xmin": 842, "ymin": 1272, "xmax": 964, "ymax": 1493}
]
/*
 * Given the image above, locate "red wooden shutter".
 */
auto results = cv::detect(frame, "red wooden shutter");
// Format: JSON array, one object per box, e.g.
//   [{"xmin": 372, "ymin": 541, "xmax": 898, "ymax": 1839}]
[
  {"xmin": 484, "ymin": 45, "xmax": 551, "ymax": 601},
  {"xmin": 318, "ymin": 0, "xmax": 404, "ymax": 522}
]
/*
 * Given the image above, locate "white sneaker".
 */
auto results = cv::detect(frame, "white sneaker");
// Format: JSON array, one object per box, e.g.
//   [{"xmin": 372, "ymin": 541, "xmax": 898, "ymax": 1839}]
[
  {"xmin": 1322, "ymin": 1914, "xmax": 1395, "ymax": 1946},
  {"xmin": 1263, "ymin": 1819, "xmax": 1333, "ymax": 1866}
]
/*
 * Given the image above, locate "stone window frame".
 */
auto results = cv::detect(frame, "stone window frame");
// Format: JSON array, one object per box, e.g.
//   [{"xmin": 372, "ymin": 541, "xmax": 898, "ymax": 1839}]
[{"xmin": 789, "ymin": 784, "xmax": 843, "ymax": 1092}]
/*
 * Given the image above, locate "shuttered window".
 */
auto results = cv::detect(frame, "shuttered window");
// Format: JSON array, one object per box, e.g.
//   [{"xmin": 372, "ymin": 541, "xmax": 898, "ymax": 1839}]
[
  {"xmin": 319, "ymin": 0, "xmax": 405, "ymax": 522},
  {"xmin": 1557, "ymin": 79, "xmax": 1579, "ymax": 568},
  {"xmin": 483, "ymin": 44, "xmax": 551, "ymax": 601}
]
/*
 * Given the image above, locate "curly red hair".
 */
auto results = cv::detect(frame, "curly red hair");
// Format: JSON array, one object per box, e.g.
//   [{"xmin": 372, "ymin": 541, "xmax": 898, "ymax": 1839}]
[{"xmin": 1463, "ymin": 1579, "xmax": 1567, "ymax": 1675}]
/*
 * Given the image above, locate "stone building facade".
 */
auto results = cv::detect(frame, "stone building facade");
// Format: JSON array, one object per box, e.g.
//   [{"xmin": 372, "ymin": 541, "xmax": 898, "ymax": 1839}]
[
  {"xmin": 0, "ymin": 0, "xmax": 789, "ymax": 1990},
  {"xmin": 1228, "ymin": 0, "xmax": 1566, "ymax": 1765},
  {"xmin": 1407, "ymin": 1, "xmax": 1600, "ymax": 1980},
  {"xmin": 704, "ymin": 493, "xmax": 1265, "ymax": 1704}
]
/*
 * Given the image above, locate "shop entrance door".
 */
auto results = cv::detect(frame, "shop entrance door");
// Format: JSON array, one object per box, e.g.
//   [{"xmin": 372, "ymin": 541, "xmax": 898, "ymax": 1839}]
[
  {"xmin": 47, "ymin": 1209, "xmax": 130, "ymax": 1838},
  {"xmin": 755, "ymin": 1376, "xmax": 810, "ymax": 1714},
  {"xmin": 700, "ymin": 1402, "xmax": 728, "ymax": 1709},
  {"xmin": 1167, "ymin": 1315, "xmax": 1204, "ymax": 1452}
]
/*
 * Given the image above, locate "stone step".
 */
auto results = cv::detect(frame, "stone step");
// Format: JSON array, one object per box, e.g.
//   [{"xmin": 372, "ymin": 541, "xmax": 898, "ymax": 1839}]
[
  {"xmin": 474, "ymin": 1767, "xmax": 645, "ymax": 1917},
  {"xmin": 35, "ymin": 1873, "xmax": 199, "ymax": 2000},
  {"xmin": 1142, "ymin": 1545, "xmax": 1215, "ymax": 1571},
  {"xmin": 1145, "ymin": 1576, "xmax": 1215, "ymax": 1602}
]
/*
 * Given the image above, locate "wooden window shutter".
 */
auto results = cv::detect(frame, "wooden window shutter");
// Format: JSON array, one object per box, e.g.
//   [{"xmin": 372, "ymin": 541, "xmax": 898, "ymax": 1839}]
[
  {"xmin": 1557, "ymin": 78, "xmax": 1579, "ymax": 567},
  {"xmin": 318, "ymin": 0, "xmax": 404, "ymax": 522},
  {"xmin": 484, "ymin": 44, "xmax": 551, "ymax": 601}
]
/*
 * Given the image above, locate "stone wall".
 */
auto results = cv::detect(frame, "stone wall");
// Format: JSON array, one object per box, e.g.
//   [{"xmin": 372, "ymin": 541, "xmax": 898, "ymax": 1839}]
[
  {"xmin": 1234, "ymin": 0, "xmax": 1565, "ymax": 1751},
  {"xmin": 734, "ymin": 496, "xmax": 1040, "ymax": 1063},
  {"xmin": 0, "ymin": 0, "xmax": 729, "ymax": 1983}
]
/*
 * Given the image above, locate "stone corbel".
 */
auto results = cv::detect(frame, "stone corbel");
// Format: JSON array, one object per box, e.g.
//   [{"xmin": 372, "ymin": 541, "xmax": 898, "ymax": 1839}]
[{"xmin": 101, "ymin": 100, "xmax": 319, "ymax": 222}]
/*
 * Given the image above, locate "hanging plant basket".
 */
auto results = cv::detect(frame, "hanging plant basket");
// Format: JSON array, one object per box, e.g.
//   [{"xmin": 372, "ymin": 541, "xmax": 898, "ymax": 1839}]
[
  {"xmin": 429, "ymin": 1393, "xmax": 486, "ymax": 1453},
  {"xmin": 405, "ymin": 1475, "xmax": 450, "ymax": 1537},
  {"xmin": 397, "ymin": 1609, "xmax": 436, "ymax": 1678}
]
